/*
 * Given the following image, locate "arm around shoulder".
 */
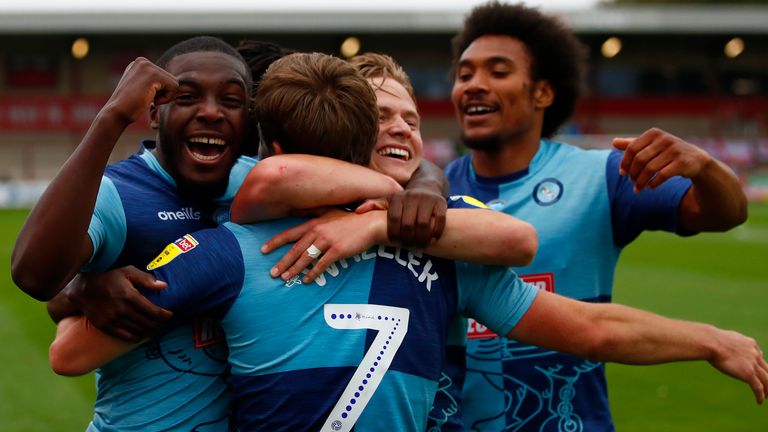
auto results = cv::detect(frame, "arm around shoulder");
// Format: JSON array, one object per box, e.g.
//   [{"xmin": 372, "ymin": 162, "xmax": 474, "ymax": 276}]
[{"xmin": 230, "ymin": 154, "xmax": 401, "ymax": 223}]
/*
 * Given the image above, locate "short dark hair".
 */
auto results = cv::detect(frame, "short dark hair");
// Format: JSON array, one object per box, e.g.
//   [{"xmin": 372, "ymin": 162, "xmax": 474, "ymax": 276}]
[
  {"xmin": 255, "ymin": 52, "xmax": 378, "ymax": 165},
  {"xmin": 236, "ymin": 39, "xmax": 296, "ymax": 90},
  {"xmin": 156, "ymin": 36, "xmax": 252, "ymax": 94},
  {"xmin": 452, "ymin": 1, "xmax": 588, "ymax": 138}
]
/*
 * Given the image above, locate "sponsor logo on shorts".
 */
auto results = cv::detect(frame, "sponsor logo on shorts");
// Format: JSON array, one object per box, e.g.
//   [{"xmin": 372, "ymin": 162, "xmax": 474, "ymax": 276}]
[
  {"xmin": 157, "ymin": 207, "xmax": 201, "ymax": 221},
  {"xmin": 467, "ymin": 272, "xmax": 556, "ymax": 339},
  {"xmin": 532, "ymin": 178, "xmax": 564, "ymax": 206},
  {"xmin": 146, "ymin": 234, "xmax": 198, "ymax": 270}
]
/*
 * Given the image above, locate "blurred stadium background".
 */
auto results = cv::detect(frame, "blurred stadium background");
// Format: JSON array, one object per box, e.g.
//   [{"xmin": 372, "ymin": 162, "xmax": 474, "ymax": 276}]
[{"xmin": 0, "ymin": 0, "xmax": 766, "ymax": 430}]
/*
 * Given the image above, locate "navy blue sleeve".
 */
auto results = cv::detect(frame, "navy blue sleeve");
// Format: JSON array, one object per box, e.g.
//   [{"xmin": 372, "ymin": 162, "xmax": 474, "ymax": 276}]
[
  {"xmin": 606, "ymin": 149, "xmax": 695, "ymax": 247},
  {"xmin": 141, "ymin": 227, "xmax": 245, "ymax": 321}
]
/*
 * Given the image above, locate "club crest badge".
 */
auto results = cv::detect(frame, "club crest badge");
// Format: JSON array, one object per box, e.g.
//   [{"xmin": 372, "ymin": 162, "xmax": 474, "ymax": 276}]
[{"xmin": 532, "ymin": 178, "xmax": 563, "ymax": 206}]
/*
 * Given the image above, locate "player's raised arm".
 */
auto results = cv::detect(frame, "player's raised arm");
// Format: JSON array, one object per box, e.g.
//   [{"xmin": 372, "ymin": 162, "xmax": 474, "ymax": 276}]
[
  {"xmin": 507, "ymin": 290, "xmax": 768, "ymax": 404},
  {"xmin": 12, "ymin": 58, "xmax": 178, "ymax": 301},
  {"xmin": 613, "ymin": 128, "xmax": 747, "ymax": 232},
  {"xmin": 230, "ymin": 154, "xmax": 402, "ymax": 223}
]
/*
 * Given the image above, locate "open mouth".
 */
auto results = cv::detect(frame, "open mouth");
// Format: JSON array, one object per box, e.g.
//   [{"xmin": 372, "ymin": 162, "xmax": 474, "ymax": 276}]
[
  {"xmin": 187, "ymin": 136, "xmax": 226, "ymax": 162},
  {"xmin": 377, "ymin": 146, "xmax": 411, "ymax": 161},
  {"xmin": 464, "ymin": 104, "xmax": 498, "ymax": 116}
]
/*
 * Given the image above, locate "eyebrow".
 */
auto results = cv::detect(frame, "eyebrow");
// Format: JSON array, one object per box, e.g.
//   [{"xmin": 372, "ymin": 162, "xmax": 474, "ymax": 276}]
[
  {"xmin": 458, "ymin": 55, "xmax": 515, "ymax": 68},
  {"xmin": 177, "ymin": 78, "xmax": 246, "ymax": 90}
]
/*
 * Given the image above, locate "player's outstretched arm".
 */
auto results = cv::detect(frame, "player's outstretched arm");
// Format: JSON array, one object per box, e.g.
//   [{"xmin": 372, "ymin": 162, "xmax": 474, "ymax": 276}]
[
  {"xmin": 12, "ymin": 58, "xmax": 179, "ymax": 301},
  {"xmin": 230, "ymin": 154, "xmax": 402, "ymax": 223},
  {"xmin": 262, "ymin": 207, "xmax": 537, "ymax": 283},
  {"xmin": 613, "ymin": 128, "xmax": 747, "ymax": 232},
  {"xmin": 49, "ymin": 316, "xmax": 139, "ymax": 377},
  {"xmin": 508, "ymin": 290, "xmax": 768, "ymax": 404}
]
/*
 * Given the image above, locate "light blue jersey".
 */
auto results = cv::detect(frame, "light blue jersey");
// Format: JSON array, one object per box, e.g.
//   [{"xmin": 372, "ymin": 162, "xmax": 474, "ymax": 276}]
[
  {"xmin": 142, "ymin": 199, "xmax": 540, "ymax": 431},
  {"xmin": 445, "ymin": 140, "xmax": 692, "ymax": 432},
  {"xmin": 82, "ymin": 141, "xmax": 256, "ymax": 432}
]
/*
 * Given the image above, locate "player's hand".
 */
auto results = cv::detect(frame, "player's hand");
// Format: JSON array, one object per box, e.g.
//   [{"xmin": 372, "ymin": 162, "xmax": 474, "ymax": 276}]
[
  {"xmin": 65, "ymin": 266, "xmax": 172, "ymax": 342},
  {"xmin": 103, "ymin": 57, "xmax": 178, "ymax": 126},
  {"xmin": 382, "ymin": 189, "xmax": 447, "ymax": 249},
  {"xmin": 261, "ymin": 210, "xmax": 386, "ymax": 284},
  {"xmin": 708, "ymin": 328, "xmax": 768, "ymax": 404},
  {"xmin": 613, "ymin": 128, "xmax": 712, "ymax": 193}
]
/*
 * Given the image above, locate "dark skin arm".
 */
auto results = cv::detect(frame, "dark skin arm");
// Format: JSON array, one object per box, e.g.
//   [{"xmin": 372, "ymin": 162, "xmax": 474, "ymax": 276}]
[
  {"xmin": 56, "ymin": 267, "xmax": 172, "ymax": 342},
  {"xmin": 11, "ymin": 58, "xmax": 178, "ymax": 301},
  {"xmin": 361, "ymin": 159, "xmax": 448, "ymax": 248},
  {"xmin": 614, "ymin": 128, "xmax": 747, "ymax": 232}
]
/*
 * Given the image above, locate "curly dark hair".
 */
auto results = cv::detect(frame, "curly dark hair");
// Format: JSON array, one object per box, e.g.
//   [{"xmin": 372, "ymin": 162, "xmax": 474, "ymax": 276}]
[{"xmin": 452, "ymin": 1, "xmax": 588, "ymax": 138}]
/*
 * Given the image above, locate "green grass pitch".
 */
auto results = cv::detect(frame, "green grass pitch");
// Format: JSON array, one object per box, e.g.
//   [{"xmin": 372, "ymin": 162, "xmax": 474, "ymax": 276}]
[{"xmin": 0, "ymin": 205, "xmax": 766, "ymax": 431}]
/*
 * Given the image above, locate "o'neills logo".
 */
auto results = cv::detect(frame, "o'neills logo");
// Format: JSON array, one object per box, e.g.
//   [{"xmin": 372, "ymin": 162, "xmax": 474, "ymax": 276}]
[
  {"xmin": 157, "ymin": 207, "xmax": 201, "ymax": 221},
  {"xmin": 467, "ymin": 272, "xmax": 555, "ymax": 340}
]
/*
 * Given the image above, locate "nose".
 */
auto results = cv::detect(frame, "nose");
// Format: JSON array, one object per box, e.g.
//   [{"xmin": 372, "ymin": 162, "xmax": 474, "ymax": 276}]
[
  {"xmin": 386, "ymin": 115, "xmax": 412, "ymax": 137},
  {"xmin": 463, "ymin": 71, "xmax": 489, "ymax": 95},
  {"xmin": 196, "ymin": 96, "xmax": 224, "ymax": 123}
]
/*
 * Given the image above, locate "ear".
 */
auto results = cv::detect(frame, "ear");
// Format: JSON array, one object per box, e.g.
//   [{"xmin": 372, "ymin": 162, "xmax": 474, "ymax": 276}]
[
  {"xmin": 272, "ymin": 142, "xmax": 284, "ymax": 155},
  {"xmin": 149, "ymin": 102, "xmax": 160, "ymax": 130},
  {"xmin": 533, "ymin": 80, "xmax": 554, "ymax": 109}
]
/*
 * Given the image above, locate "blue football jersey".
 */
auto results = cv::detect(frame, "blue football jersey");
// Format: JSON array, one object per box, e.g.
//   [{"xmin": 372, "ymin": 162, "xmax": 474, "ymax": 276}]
[
  {"xmin": 83, "ymin": 142, "xmax": 256, "ymax": 431},
  {"xmin": 444, "ymin": 140, "xmax": 691, "ymax": 432},
  {"xmin": 143, "ymin": 202, "xmax": 540, "ymax": 431}
]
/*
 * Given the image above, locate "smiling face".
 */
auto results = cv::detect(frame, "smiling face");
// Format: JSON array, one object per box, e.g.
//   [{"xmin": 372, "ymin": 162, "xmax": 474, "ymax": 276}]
[
  {"xmin": 151, "ymin": 51, "xmax": 249, "ymax": 199},
  {"xmin": 451, "ymin": 35, "xmax": 552, "ymax": 151},
  {"xmin": 368, "ymin": 77, "xmax": 423, "ymax": 186}
]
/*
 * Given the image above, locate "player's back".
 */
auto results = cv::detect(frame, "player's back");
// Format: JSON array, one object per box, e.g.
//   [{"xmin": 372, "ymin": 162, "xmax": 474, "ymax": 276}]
[{"xmin": 223, "ymin": 219, "xmax": 462, "ymax": 431}]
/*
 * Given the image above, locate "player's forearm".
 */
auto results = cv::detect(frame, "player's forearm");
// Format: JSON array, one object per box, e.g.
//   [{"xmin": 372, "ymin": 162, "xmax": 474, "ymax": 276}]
[
  {"xmin": 47, "ymin": 288, "xmax": 82, "ymax": 324},
  {"xmin": 407, "ymin": 159, "xmax": 449, "ymax": 196},
  {"xmin": 49, "ymin": 316, "xmax": 138, "ymax": 376},
  {"xmin": 575, "ymin": 303, "xmax": 719, "ymax": 365},
  {"xmin": 231, "ymin": 154, "xmax": 402, "ymax": 223},
  {"xmin": 423, "ymin": 209, "xmax": 537, "ymax": 266},
  {"xmin": 680, "ymin": 156, "xmax": 747, "ymax": 232},
  {"xmin": 12, "ymin": 110, "xmax": 127, "ymax": 301}
]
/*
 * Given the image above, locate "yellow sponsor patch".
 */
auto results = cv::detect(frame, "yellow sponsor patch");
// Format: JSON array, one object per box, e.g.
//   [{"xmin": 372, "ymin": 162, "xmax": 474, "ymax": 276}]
[
  {"xmin": 147, "ymin": 234, "xmax": 199, "ymax": 270},
  {"xmin": 449, "ymin": 195, "xmax": 488, "ymax": 209}
]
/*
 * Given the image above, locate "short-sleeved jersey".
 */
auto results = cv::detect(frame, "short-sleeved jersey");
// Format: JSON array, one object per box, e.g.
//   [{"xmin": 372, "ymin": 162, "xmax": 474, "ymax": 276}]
[
  {"xmin": 443, "ymin": 140, "xmax": 692, "ymax": 432},
  {"xmin": 83, "ymin": 142, "xmax": 256, "ymax": 432},
  {"xmin": 143, "ymin": 199, "xmax": 540, "ymax": 432}
]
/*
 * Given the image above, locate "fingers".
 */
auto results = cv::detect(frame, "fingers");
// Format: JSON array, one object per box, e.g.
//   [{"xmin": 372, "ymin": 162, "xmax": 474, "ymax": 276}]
[
  {"xmin": 355, "ymin": 198, "xmax": 388, "ymax": 214},
  {"xmin": 261, "ymin": 220, "xmax": 315, "ymax": 254},
  {"xmin": 125, "ymin": 267, "xmax": 167, "ymax": 291},
  {"xmin": 387, "ymin": 195, "xmax": 405, "ymax": 243}
]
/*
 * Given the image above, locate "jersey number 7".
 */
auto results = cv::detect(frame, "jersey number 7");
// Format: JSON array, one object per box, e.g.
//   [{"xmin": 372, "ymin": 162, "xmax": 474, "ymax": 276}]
[{"xmin": 321, "ymin": 304, "xmax": 410, "ymax": 432}]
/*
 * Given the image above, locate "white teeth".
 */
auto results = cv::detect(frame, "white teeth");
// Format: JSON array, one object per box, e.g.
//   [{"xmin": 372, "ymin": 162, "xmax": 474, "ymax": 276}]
[
  {"xmin": 189, "ymin": 137, "xmax": 225, "ymax": 146},
  {"xmin": 190, "ymin": 152, "xmax": 219, "ymax": 161},
  {"xmin": 377, "ymin": 147, "xmax": 411, "ymax": 161},
  {"xmin": 466, "ymin": 105, "xmax": 494, "ymax": 115}
]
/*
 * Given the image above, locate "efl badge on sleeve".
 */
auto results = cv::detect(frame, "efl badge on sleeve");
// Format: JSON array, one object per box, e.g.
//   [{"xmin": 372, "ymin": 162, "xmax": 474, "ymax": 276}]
[{"xmin": 147, "ymin": 234, "xmax": 199, "ymax": 270}]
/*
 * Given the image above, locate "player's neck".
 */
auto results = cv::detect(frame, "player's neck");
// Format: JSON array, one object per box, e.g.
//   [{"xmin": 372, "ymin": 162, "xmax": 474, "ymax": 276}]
[{"xmin": 471, "ymin": 135, "xmax": 540, "ymax": 178}]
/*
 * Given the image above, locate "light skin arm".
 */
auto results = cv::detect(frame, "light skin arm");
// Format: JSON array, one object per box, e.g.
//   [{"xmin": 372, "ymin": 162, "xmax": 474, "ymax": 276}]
[
  {"xmin": 49, "ymin": 316, "xmax": 140, "ymax": 377},
  {"xmin": 230, "ymin": 154, "xmax": 403, "ymax": 223},
  {"xmin": 11, "ymin": 58, "xmax": 178, "ymax": 301},
  {"xmin": 614, "ymin": 127, "xmax": 747, "ymax": 232},
  {"xmin": 508, "ymin": 290, "xmax": 768, "ymax": 404},
  {"xmin": 262, "ymin": 208, "xmax": 537, "ymax": 283}
]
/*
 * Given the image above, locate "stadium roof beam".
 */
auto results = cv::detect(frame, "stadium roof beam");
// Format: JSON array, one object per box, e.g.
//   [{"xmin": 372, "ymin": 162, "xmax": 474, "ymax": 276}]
[{"xmin": 1, "ymin": 5, "xmax": 768, "ymax": 34}]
